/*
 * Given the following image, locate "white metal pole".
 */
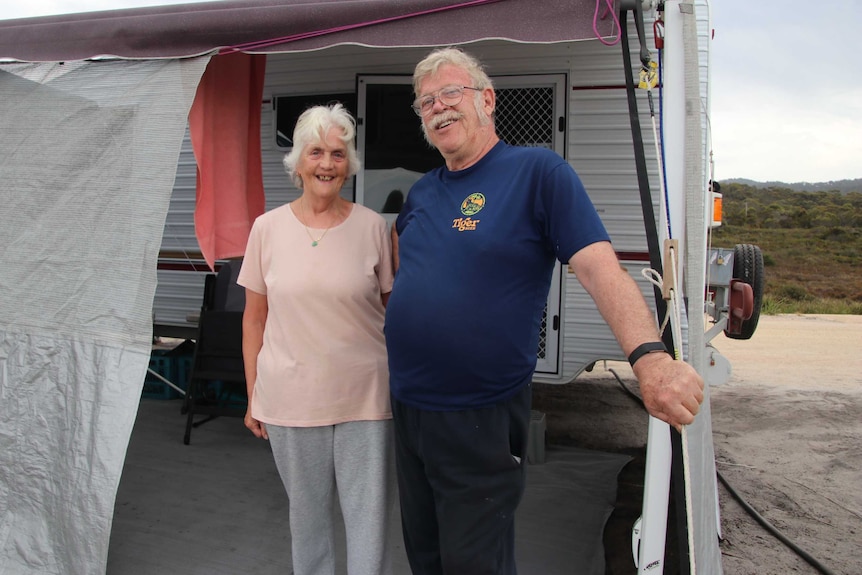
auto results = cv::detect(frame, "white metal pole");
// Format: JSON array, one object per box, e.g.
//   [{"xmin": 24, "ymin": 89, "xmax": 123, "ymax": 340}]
[
  {"xmin": 637, "ymin": 2, "xmax": 684, "ymax": 574},
  {"xmin": 661, "ymin": 1, "xmax": 687, "ymax": 253},
  {"xmin": 637, "ymin": 417, "xmax": 672, "ymax": 574}
]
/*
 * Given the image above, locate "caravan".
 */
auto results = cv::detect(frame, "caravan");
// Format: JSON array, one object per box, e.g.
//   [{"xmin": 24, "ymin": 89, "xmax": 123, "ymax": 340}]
[{"xmin": 0, "ymin": 1, "xmax": 762, "ymax": 573}]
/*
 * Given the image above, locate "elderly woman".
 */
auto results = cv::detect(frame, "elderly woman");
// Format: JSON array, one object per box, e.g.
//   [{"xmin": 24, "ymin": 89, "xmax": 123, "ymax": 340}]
[{"xmin": 238, "ymin": 103, "xmax": 395, "ymax": 575}]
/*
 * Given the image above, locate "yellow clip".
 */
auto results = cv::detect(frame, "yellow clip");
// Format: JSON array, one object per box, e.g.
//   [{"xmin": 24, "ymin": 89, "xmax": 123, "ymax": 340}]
[{"xmin": 638, "ymin": 60, "xmax": 658, "ymax": 90}]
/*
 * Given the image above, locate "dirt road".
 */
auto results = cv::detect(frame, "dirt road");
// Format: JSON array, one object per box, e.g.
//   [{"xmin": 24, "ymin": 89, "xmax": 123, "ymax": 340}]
[{"xmin": 715, "ymin": 314, "xmax": 861, "ymax": 391}]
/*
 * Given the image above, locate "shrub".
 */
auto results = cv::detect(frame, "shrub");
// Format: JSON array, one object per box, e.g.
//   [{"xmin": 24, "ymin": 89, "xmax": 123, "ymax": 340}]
[
  {"xmin": 819, "ymin": 227, "xmax": 849, "ymax": 241},
  {"xmin": 776, "ymin": 283, "xmax": 811, "ymax": 301},
  {"xmin": 761, "ymin": 294, "xmax": 862, "ymax": 315}
]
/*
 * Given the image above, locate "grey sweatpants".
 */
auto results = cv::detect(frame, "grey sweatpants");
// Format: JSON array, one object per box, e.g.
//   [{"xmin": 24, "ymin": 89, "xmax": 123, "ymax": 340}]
[{"xmin": 268, "ymin": 420, "xmax": 395, "ymax": 575}]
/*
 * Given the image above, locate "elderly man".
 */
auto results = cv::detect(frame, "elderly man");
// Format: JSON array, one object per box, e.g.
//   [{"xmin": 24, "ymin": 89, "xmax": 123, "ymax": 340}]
[{"xmin": 384, "ymin": 46, "xmax": 704, "ymax": 574}]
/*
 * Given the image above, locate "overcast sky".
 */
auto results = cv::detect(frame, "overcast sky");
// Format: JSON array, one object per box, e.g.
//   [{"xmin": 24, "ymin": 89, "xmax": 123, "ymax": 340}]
[
  {"xmin": 4, "ymin": 0, "xmax": 860, "ymax": 184},
  {"xmin": 710, "ymin": 0, "xmax": 861, "ymax": 183}
]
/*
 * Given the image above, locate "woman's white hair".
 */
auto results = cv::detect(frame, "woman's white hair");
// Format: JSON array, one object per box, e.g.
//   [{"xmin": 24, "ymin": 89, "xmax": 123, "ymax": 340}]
[
  {"xmin": 413, "ymin": 47, "xmax": 495, "ymax": 142},
  {"xmin": 282, "ymin": 103, "xmax": 361, "ymax": 189}
]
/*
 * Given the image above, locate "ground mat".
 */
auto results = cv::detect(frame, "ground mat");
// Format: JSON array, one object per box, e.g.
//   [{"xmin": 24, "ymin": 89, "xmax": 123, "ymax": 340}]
[
  {"xmin": 517, "ymin": 446, "xmax": 632, "ymax": 575},
  {"xmin": 109, "ymin": 400, "xmax": 630, "ymax": 574}
]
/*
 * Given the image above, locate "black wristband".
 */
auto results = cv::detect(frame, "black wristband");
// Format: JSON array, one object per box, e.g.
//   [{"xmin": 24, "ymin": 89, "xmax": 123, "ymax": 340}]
[{"xmin": 628, "ymin": 341, "xmax": 670, "ymax": 366}]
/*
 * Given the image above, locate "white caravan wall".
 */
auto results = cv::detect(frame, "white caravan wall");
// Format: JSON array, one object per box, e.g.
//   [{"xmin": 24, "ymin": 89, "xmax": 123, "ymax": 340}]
[{"xmin": 153, "ymin": 40, "xmax": 662, "ymax": 382}]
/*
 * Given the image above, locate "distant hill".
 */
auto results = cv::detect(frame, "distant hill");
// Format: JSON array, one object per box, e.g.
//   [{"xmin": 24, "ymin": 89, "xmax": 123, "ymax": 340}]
[{"xmin": 722, "ymin": 178, "xmax": 862, "ymax": 194}]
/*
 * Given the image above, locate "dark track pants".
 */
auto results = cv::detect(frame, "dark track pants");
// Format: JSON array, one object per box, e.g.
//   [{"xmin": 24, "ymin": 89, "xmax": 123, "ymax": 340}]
[{"xmin": 392, "ymin": 384, "xmax": 531, "ymax": 575}]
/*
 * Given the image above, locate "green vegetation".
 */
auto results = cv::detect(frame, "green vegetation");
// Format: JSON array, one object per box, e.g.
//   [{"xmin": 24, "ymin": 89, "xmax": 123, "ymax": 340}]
[{"xmin": 710, "ymin": 183, "xmax": 862, "ymax": 315}]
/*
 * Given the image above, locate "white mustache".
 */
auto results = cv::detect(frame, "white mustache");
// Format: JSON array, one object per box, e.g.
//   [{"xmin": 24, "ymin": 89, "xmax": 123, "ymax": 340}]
[{"xmin": 428, "ymin": 111, "xmax": 464, "ymax": 130}]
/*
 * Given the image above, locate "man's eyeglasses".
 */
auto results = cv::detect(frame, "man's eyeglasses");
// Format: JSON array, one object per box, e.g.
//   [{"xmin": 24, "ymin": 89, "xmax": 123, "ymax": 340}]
[{"xmin": 411, "ymin": 85, "xmax": 480, "ymax": 117}]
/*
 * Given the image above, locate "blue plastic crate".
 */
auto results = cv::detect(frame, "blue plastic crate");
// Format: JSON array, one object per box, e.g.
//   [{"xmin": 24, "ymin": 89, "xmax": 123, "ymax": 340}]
[
  {"xmin": 142, "ymin": 353, "xmax": 179, "ymax": 400},
  {"xmin": 174, "ymin": 355, "xmax": 194, "ymax": 393}
]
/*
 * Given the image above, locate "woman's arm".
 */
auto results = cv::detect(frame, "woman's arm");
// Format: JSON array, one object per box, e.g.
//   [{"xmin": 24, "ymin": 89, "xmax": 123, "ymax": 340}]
[
  {"xmin": 391, "ymin": 222, "xmax": 400, "ymax": 273},
  {"xmin": 242, "ymin": 288, "xmax": 269, "ymax": 439}
]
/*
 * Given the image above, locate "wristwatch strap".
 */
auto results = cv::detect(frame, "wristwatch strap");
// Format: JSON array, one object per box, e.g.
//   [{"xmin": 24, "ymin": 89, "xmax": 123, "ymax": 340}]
[{"xmin": 627, "ymin": 341, "xmax": 670, "ymax": 366}]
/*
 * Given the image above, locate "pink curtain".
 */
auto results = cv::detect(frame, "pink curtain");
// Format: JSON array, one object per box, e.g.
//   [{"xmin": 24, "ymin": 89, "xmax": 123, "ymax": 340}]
[{"xmin": 189, "ymin": 53, "xmax": 267, "ymax": 270}]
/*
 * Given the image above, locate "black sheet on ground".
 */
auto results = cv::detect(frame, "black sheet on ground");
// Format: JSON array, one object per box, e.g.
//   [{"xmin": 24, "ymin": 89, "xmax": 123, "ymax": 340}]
[
  {"xmin": 110, "ymin": 400, "xmax": 631, "ymax": 574},
  {"xmin": 517, "ymin": 446, "xmax": 632, "ymax": 575}
]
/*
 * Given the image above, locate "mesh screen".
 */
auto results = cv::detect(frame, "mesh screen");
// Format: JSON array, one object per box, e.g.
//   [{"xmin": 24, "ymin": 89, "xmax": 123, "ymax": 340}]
[{"xmin": 497, "ymin": 87, "xmax": 555, "ymax": 149}]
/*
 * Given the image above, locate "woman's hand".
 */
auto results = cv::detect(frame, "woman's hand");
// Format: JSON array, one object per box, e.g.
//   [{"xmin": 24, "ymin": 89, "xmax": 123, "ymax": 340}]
[{"xmin": 244, "ymin": 409, "xmax": 268, "ymax": 440}]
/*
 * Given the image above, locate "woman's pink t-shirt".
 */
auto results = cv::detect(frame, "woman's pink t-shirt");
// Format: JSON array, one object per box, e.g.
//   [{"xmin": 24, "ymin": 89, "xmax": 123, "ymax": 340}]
[{"xmin": 238, "ymin": 202, "xmax": 394, "ymax": 427}]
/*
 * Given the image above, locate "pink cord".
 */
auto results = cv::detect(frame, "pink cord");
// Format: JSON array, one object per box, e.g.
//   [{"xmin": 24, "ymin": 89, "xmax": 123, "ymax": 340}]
[
  {"xmin": 593, "ymin": 0, "xmax": 622, "ymax": 46},
  {"xmin": 219, "ymin": 0, "xmax": 505, "ymax": 55}
]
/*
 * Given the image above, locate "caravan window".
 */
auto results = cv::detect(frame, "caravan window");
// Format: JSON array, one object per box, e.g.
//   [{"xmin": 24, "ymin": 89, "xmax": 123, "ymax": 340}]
[
  {"xmin": 356, "ymin": 78, "xmax": 442, "ymax": 217},
  {"xmin": 273, "ymin": 92, "xmax": 357, "ymax": 149}
]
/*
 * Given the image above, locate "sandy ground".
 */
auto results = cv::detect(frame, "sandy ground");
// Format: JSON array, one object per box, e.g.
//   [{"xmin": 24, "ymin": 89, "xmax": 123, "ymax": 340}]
[
  {"xmin": 534, "ymin": 314, "xmax": 862, "ymax": 575},
  {"xmin": 710, "ymin": 315, "xmax": 862, "ymax": 575}
]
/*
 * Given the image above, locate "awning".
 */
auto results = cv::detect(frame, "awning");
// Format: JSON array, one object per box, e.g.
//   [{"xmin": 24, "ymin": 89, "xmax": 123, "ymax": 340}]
[{"xmin": 0, "ymin": 0, "xmax": 616, "ymax": 62}]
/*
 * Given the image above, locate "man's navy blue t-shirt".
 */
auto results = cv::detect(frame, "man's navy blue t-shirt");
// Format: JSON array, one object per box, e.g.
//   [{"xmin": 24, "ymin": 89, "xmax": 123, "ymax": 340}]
[{"xmin": 385, "ymin": 141, "xmax": 610, "ymax": 410}]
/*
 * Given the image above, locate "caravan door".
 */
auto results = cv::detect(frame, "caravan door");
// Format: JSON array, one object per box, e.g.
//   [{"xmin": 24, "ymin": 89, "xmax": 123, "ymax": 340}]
[{"xmin": 355, "ymin": 74, "xmax": 566, "ymax": 375}]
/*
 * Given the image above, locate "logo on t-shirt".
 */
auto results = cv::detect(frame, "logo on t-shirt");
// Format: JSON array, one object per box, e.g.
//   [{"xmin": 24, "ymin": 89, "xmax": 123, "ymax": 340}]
[
  {"xmin": 453, "ymin": 193, "xmax": 484, "ymax": 232},
  {"xmin": 460, "ymin": 193, "xmax": 485, "ymax": 216}
]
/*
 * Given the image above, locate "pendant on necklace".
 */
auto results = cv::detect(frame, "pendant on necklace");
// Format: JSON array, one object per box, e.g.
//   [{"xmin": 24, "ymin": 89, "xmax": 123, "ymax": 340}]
[{"xmin": 311, "ymin": 241, "xmax": 319, "ymax": 247}]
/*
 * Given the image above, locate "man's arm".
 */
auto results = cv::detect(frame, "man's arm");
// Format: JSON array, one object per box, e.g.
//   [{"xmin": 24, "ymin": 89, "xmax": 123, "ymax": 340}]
[{"xmin": 568, "ymin": 241, "xmax": 704, "ymax": 430}]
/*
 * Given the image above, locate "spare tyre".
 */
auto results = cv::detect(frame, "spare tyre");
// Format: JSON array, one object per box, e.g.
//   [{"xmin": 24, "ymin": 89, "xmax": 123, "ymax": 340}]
[{"xmin": 725, "ymin": 243, "xmax": 764, "ymax": 340}]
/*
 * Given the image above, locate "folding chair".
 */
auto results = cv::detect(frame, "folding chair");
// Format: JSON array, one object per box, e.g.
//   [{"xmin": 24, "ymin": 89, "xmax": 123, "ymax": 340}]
[{"xmin": 183, "ymin": 260, "xmax": 247, "ymax": 445}]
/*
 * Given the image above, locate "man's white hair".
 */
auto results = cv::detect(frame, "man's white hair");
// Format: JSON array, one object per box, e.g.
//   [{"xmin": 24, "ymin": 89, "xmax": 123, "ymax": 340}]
[{"xmin": 413, "ymin": 46, "xmax": 495, "ymax": 143}]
